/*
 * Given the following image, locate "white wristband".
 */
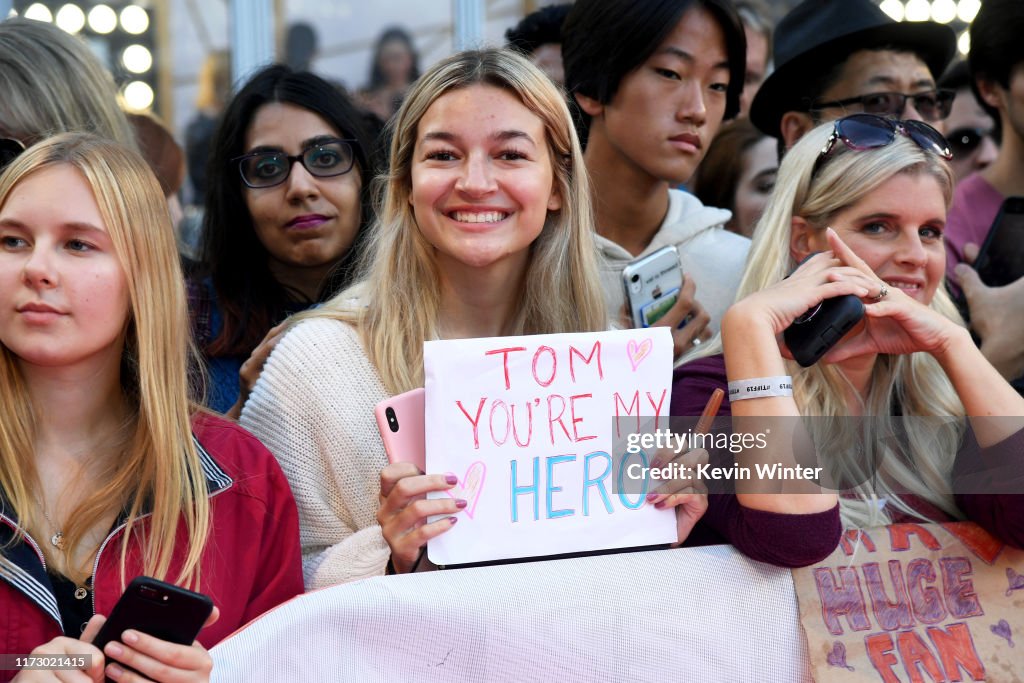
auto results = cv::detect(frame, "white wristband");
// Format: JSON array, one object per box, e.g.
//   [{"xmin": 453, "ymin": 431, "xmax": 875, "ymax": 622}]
[{"xmin": 727, "ymin": 376, "xmax": 793, "ymax": 401}]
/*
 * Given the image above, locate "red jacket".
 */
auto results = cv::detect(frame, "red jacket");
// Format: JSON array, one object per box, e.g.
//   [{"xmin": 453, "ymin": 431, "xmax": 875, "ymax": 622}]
[{"xmin": 0, "ymin": 413, "xmax": 303, "ymax": 676}]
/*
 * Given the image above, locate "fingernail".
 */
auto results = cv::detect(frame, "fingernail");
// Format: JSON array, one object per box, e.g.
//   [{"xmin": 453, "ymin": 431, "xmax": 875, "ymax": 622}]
[
  {"xmin": 649, "ymin": 459, "xmax": 662, "ymax": 470},
  {"xmin": 645, "ymin": 492, "xmax": 659, "ymax": 502},
  {"xmin": 654, "ymin": 501, "xmax": 666, "ymax": 509},
  {"xmin": 122, "ymin": 630, "xmax": 139, "ymax": 644},
  {"xmin": 107, "ymin": 664, "xmax": 124, "ymax": 679},
  {"xmin": 954, "ymin": 264, "xmax": 967, "ymax": 278},
  {"xmin": 445, "ymin": 474, "xmax": 458, "ymax": 485},
  {"xmin": 448, "ymin": 516, "xmax": 458, "ymax": 525},
  {"xmin": 455, "ymin": 499, "xmax": 468, "ymax": 509},
  {"xmin": 105, "ymin": 642, "xmax": 123, "ymax": 657}
]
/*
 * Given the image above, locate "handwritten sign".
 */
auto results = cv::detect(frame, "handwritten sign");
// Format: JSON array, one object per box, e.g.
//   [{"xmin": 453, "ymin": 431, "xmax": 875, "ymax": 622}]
[
  {"xmin": 793, "ymin": 522, "xmax": 1024, "ymax": 682},
  {"xmin": 423, "ymin": 328, "xmax": 676, "ymax": 566}
]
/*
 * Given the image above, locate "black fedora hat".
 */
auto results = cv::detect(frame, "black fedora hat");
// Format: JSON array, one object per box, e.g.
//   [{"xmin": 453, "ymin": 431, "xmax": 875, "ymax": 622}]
[{"xmin": 750, "ymin": 0, "xmax": 957, "ymax": 138}]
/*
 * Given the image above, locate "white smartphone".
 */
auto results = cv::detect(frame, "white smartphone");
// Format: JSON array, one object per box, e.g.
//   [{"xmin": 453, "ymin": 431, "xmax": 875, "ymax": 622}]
[
  {"xmin": 374, "ymin": 388, "xmax": 425, "ymax": 471},
  {"xmin": 621, "ymin": 245, "xmax": 684, "ymax": 328}
]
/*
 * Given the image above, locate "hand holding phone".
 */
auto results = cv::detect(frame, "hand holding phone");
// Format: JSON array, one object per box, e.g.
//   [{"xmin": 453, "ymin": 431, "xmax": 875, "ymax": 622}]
[
  {"xmin": 782, "ymin": 254, "xmax": 865, "ymax": 367},
  {"xmin": 621, "ymin": 245, "xmax": 684, "ymax": 328},
  {"xmin": 374, "ymin": 388, "xmax": 426, "ymax": 471},
  {"xmin": 92, "ymin": 576, "xmax": 214, "ymax": 682}
]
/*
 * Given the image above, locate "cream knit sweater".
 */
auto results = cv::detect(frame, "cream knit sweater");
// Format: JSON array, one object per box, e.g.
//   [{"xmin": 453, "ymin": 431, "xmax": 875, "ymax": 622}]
[{"xmin": 240, "ymin": 318, "xmax": 392, "ymax": 589}]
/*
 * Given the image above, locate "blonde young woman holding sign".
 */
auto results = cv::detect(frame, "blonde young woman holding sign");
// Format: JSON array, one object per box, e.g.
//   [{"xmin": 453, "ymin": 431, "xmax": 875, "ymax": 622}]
[{"xmin": 241, "ymin": 49, "xmax": 710, "ymax": 585}]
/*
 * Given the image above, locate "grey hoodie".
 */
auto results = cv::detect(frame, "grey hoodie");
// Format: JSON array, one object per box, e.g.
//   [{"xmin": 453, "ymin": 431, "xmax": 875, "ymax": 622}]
[{"xmin": 595, "ymin": 189, "xmax": 751, "ymax": 332}]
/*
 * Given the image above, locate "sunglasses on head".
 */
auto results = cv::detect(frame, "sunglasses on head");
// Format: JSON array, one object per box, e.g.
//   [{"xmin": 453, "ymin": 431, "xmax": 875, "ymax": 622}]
[
  {"xmin": 0, "ymin": 137, "xmax": 25, "ymax": 172},
  {"xmin": 947, "ymin": 126, "xmax": 995, "ymax": 156},
  {"xmin": 812, "ymin": 113, "xmax": 952, "ymax": 178}
]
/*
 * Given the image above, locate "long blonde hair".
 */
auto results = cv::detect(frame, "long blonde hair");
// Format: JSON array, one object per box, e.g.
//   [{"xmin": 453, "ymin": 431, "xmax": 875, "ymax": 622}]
[
  {"xmin": 0, "ymin": 134, "xmax": 209, "ymax": 586},
  {"xmin": 690, "ymin": 121, "xmax": 965, "ymax": 528},
  {"xmin": 0, "ymin": 19, "xmax": 136, "ymax": 150},
  {"xmin": 296, "ymin": 48, "xmax": 607, "ymax": 393}
]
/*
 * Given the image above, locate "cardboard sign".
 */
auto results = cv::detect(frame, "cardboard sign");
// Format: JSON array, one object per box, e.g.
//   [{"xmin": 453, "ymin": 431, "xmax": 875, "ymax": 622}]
[
  {"xmin": 793, "ymin": 522, "xmax": 1024, "ymax": 682},
  {"xmin": 423, "ymin": 328, "xmax": 676, "ymax": 566}
]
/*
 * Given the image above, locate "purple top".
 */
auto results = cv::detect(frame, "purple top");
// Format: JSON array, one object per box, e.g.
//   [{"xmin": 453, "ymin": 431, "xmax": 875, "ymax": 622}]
[
  {"xmin": 944, "ymin": 172, "xmax": 1003, "ymax": 284},
  {"xmin": 672, "ymin": 354, "xmax": 1024, "ymax": 565},
  {"xmin": 672, "ymin": 355, "xmax": 842, "ymax": 567}
]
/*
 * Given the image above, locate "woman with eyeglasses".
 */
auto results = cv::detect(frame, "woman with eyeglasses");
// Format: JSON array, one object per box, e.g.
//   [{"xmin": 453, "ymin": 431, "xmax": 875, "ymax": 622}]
[
  {"xmin": 936, "ymin": 60, "xmax": 998, "ymax": 184},
  {"xmin": 192, "ymin": 65, "xmax": 379, "ymax": 417},
  {"xmin": 670, "ymin": 114, "xmax": 1024, "ymax": 567}
]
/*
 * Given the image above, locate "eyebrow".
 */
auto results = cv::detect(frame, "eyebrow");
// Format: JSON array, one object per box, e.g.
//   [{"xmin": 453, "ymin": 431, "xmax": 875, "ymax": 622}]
[
  {"xmin": 247, "ymin": 135, "xmax": 339, "ymax": 155},
  {"xmin": 0, "ymin": 218, "xmax": 107, "ymax": 234},
  {"xmin": 857, "ymin": 211, "xmax": 945, "ymax": 224},
  {"xmin": 863, "ymin": 75, "xmax": 936, "ymax": 90},
  {"xmin": 64, "ymin": 221, "xmax": 107, "ymax": 234},
  {"xmin": 420, "ymin": 130, "xmax": 536, "ymax": 145},
  {"xmin": 657, "ymin": 46, "xmax": 730, "ymax": 71}
]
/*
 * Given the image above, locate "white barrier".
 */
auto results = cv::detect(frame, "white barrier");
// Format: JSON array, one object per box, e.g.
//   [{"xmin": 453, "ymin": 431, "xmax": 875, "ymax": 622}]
[{"xmin": 211, "ymin": 544, "xmax": 811, "ymax": 682}]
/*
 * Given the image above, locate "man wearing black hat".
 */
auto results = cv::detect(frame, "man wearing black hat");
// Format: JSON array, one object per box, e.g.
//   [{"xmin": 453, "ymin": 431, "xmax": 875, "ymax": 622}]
[{"xmin": 750, "ymin": 0, "xmax": 957, "ymax": 149}]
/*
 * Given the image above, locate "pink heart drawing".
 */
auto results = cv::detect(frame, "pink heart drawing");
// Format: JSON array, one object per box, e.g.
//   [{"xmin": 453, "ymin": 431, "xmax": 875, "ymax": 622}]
[
  {"xmin": 627, "ymin": 338, "xmax": 653, "ymax": 371},
  {"xmin": 445, "ymin": 461, "xmax": 486, "ymax": 519},
  {"xmin": 826, "ymin": 642, "xmax": 854, "ymax": 672},
  {"xmin": 991, "ymin": 619, "xmax": 1014, "ymax": 648},
  {"xmin": 1007, "ymin": 568, "xmax": 1024, "ymax": 596}
]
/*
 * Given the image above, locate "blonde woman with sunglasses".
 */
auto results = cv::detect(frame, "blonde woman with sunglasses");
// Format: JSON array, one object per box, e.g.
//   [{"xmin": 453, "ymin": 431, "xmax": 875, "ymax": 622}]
[{"xmin": 673, "ymin": 115, "xmax": 1024, "ymax": 567}]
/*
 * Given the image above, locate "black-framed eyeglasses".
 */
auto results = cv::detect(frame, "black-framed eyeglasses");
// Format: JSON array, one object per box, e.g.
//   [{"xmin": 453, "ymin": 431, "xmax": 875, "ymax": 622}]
[
  {"xmin": 812, "ymin": 113, "xmax": 952, "ymax": 178},
  {"xmin": 0, "ymin": 137, "xmax": 25, "ymax": 172},
  {"xmin": 811, "ymin": 89, "xmax": 955, "ymax": 123},
  {"xmin": 233, "ymin": 138, "xmax": 358, "ymax": 189},
  {"xmin": 947, "ymin": 126, "xmax": 995, "ymax": 156}
]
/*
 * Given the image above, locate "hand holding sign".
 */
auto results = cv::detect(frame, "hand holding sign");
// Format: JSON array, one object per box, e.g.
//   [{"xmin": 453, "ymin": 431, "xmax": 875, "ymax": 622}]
[
  {"xmin": 645, "ymin": 446, "xmax": 710, "ymax": 547},
  {"xmin": 377, "ymin": 463, "xmax": 462, "ymax": 574}
]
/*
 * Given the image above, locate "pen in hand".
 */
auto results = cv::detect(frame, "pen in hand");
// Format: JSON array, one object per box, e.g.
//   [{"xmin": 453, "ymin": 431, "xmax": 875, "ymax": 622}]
[
  {"xmin": 647, "ymin": 388, "xmax": 724, "ymax": 507},
  {"xmin": 695, "ymin": 388, "xmax": 725, "ymax": 435}
]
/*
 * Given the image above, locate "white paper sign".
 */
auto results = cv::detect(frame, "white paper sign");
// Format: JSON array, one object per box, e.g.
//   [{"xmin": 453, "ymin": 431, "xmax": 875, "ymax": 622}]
[{"xmin": 424, "ymin": 328, "xmax": 676, "ymax": 566}]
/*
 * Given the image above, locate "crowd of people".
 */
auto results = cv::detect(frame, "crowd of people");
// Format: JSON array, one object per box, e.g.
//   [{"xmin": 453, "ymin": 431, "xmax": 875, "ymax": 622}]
[{"xmin": 2, "ymin": 0, "xmax": 1023, "ymax": 680}]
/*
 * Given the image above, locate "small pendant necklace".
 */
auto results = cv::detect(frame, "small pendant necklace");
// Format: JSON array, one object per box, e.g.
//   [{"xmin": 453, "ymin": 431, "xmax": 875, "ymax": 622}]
[
  {"xmin": 34, "ymin": 494, "xmax": 93, "ymax": 600},
  {"xmin": 35, "ymin": 494, "xmax": 65, "ymax": 551}
]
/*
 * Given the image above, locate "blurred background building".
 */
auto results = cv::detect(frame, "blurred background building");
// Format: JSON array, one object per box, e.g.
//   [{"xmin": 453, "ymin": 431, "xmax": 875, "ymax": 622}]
[{"xmin": 0, "ymin": 0, "xmax": 983, "ymax": 152}]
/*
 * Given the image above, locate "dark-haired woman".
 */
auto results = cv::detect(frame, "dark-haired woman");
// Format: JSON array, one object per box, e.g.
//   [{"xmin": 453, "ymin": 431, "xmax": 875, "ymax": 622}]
[
  {"xmin": 691, "ymin": 118, "xmax": 777, "ymax": 238},
  {"xmin": 190, "ymin": 64, "xmax": 378, "ymax": 416},
  {"xmin": 356, "ymin": 27, "xmax": 421, "ymax": 123}
]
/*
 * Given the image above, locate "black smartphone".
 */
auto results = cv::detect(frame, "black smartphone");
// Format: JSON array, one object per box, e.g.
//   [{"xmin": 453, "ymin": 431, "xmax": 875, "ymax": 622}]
[
  {"xmin": 784, "ymin": 296, "xmax": 865, "ymax": 367},
  {"xmin": 782, "ymin": 254, "xmax": 865, "ymax": 367},
  {"xmin": 93, "ymin": 576, "xmax": 213, "ymax": 680},
  {"xmin": 974, "ymin": 196, "xmax": 1024, "ymax": 287}
]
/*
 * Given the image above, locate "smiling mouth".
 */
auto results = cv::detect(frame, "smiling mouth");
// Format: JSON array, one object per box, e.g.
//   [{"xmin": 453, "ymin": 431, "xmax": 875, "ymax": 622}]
[
  {"xmin": 448, "ymin": 211, "xmax": 509, "ymax": 224},
  {"xmin": 885, "ymin": 281, "xmax": 922, "ymax": 292}
]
